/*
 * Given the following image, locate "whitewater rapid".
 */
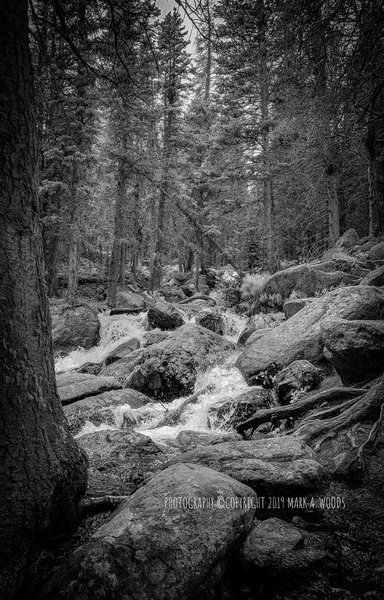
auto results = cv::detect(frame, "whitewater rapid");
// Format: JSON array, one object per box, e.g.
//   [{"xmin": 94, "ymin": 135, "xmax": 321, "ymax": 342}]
[{"xmin": 55, "ymin": 308, "xmax": 250, "ymax": 443}]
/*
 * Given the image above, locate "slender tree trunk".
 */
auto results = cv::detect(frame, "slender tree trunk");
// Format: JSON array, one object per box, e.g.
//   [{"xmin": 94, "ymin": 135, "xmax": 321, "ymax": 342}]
[
  {"xmin": 258, "ymin": 4, "xmax": 279, "ymax": 272},
  {"xmin": 107, "ymin": 150, "xmax": 127, "ymax": 307},
  {"xmin": 327, "ymin": 168, "xmax": 340, "ymax": 246},
  {"xmin": 0, "ymin": 4, "xmax": 87, "ymax": 598}
]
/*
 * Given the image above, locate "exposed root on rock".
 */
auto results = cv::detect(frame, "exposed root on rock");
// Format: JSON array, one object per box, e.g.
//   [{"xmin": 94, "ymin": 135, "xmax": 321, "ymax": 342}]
[
  {"xmin": 80, "ymin": 495, "xmax": 129, "ymax": 515},
  {"xmin": 236, "ymin": 387, "xmax": 364, "ymax": 435},
  {"xmin": 292, "ymin": 376, "xmax": 384, "ymax": 451}
]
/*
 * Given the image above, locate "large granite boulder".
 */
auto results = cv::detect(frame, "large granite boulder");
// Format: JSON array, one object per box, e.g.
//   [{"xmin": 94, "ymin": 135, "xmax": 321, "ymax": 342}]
[
  {"xmin": 237, "ymin": 286, "xmax": 384, "ymax": 385},
  {"xmin": 167, "ymin": 437, "xmax": 324, "ymax": 495},
  {"xmin": 257, "ymin": 263, "xmax": 358, "ymax": 309},
  {"xmin": 321, "ymin": 319, "xmax": 384, "ymax": 384},
  {"xmin": 39, "ymin": 464, "xmax": 257, "ymax": 600},
  {"xmin": 51, "ymin": 302, "xmax": 100, "ymax": 355},
  {"xmin": 125, "ymin": 324, "xmax": 235, "ymax": 401},
  {"xmin": 56, "ymin": 372, "xmax": 121, "ymax": 406}
]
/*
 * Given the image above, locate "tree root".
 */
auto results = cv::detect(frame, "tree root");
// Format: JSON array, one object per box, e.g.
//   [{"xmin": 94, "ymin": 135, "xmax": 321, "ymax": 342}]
[
  {"xmin": 80, "ymin": 495, "xmax": 129, "ymax": 515},
  {"xmin": 177, "ymin": 294, "xmax": 216, "ymax": 305},
  {"xmin": 236, "ymin": 387, "xmax": 364, "ymax": 435},
  {"xmin": 292, "ymin": 376, "xmax": 384, "ymax": 450}
]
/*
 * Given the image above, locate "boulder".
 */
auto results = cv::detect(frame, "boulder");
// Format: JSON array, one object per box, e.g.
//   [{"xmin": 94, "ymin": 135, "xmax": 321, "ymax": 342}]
[
  {"xmin": 237, "ymin": 315, "xmax": 271, "ymax": 346},
  {"xmin": 76, "ymin": 362, "xmax": 102, "ymax": 375},
  {"xmin": 274, "ymin": 360, "xmax": 323, "ymax": 405},
  {"xmin": 99, "ymin": 348, "xmax": 145, "ymax": 382},
  {"xmin": 161, "ymin": 284, "xmax": 187, "ymax": 303},
  {"xmin": 39, "ymin": 464, "xmax": 257, "ymax": 600},
  {"xmin": 124, "ymin": 324, "xmax": 235, "ymax": 401},
  {"xmin": 147, "ymin": 299, "xmax": 185, "ymax": 330},
  {"xmin": 237, "ymin": 286, "xmax": 384, "ymax": 385},
  {"xmin": 103, "ymin": 338, "xmax": 141, "ymax": 366},
  {"xmin": 167, "ymin": 437, "xmax": 324, "ymax": 495},
  {"xmin": 321, "ymin": 319, "xmax": 384, "ymax": 384},
  {"xmin": 142, "ymin": 329, "xmax": 170, "ymax": 347},
  {"xmin": 209, "ymin": 388, "xmax": 276, "ymax": 430},
  {"xmin": 64, "ymin": 388, "xmax": 151, "ymax": 436},
  {"xmin": 283, "ymin": 298, "xmax": 314, "ymax": 320},
  {"xmin": 195, "ymin": 310, "xmax": 225, "ymax": 335},
  {"xmin": 369, "ymin": 242, "xmax": 384, "ymax": 262},
  {"xmin": 258, "ymin": 264, "xmax": 359, "ymax": 309},
  {"xmin": 238, "ymin": 518, "xmax": 328, "ymax": 574},
  {"xmin": 174, "ymin": 430, "xmax": 243, "ymax": 451},
  {"xmin": 78, "ymin": 430, "xmax": 167, "ymax": 489},
  {"xmin": 336, "ymin": 228, "xmax": 359, "ymax": 250},
  {"xmin": 243, "ymin": 328, "xmax": 272, "ymax": 347},
  {"xmin": 64, "ymin": 388, "xmax": 151, "ymax": 415},
  {"xmin": 56, "ymin": 372, "xmax": 121, "ymax": 406},
  {"xmin": 115, "ymin": 290, "xmax": 148, "ymax": 311},
  {"xmin": 51, "ymin": 302, "xmax": 100, "ymax": 355},
  {"xmin": 360, "ymin": 265, "xmax": 384, "ymax": 287}
]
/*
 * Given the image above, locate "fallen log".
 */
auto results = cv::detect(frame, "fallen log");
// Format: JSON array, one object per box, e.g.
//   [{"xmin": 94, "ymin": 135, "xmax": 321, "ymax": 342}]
[
  {"xmin": 236, "ymin": 387, "xmax": 364, "ymax": 435},
  {"xmin": 177, "ymin": 294, "xmax": 216, "ymax": 305}
]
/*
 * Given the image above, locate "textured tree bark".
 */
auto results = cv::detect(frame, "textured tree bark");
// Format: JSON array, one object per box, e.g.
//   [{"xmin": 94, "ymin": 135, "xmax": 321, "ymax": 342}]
[
  {"xmin": 258, "ymin": 3, "xmax": 279, "ymax": 273},
  {"xmin": 0, "ymin": 4, "xmax": 87, "ymax": 598},
  {"xmin": 107, "ymin": 145, "xmax": 127, "ymax": 307}
]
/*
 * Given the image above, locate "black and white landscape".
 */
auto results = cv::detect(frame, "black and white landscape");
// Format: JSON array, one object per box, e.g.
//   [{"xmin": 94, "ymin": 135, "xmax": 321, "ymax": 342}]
[{"xmin": 1, "ymin": 1, "xmax": 384, "ymax": 599}]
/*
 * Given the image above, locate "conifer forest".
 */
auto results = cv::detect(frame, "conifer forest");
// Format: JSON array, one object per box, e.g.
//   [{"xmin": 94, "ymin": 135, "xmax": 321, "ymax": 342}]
[{"xmin": 1, "ymin": 1, "xmax": 384, "ymax": 600}]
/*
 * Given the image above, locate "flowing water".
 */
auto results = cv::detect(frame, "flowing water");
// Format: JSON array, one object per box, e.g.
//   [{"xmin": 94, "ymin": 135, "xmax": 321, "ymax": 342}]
[{"xmin": 55, "ymin": 308, "xmax": 251, "ymax": 444}]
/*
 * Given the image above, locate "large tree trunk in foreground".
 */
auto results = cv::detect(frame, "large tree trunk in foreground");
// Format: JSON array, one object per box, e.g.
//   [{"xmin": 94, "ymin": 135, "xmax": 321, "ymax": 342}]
[{"xmin": 0, "ymin": 4, "xmax": 87, "ymax": 598}]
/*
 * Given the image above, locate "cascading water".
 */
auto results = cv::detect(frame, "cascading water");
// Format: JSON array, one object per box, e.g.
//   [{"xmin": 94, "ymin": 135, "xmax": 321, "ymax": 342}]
[{"xmin": 55, "ymin": 307, "xmax": 251, "ymax": 443}]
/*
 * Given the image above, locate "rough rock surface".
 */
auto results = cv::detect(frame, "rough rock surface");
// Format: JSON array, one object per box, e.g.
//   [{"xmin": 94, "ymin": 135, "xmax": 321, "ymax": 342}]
[
  {"xmin": 124, "ymin": 324, "xmax": 234, "ymax": 401},
  {"xmin": 283, "ymin": 298, "xmax": 314, "ymax": 320},
  {"xmin": 115, "ymin": 290, "xmax": 149, "ymax": 311},
  {"xmin": 369, "ymin": 242, "xmax": 384, "ymax": 262},
  {"xmin": 142, "ymin": 329, "xmax": 170, "ymax": 347},
  {"xmin": 39, "ymin": 464, "xmax": 257, "ymax": 600},
  {"xmin": 56, "ymin": 372, "xmax": 121, "ymax": 406},
  {"xmin": 336, "ymin": 228, "xmax": 360, "ymax": 250},
  {"xmin": 103, "ymin": 338, "xmax": 141, "ymax": 366},
  {"xmin": 51, "ymin": 303, "xmax": 100, "ymax": 355},
  {"xmin": 78, "ymin": 430, "xmax": 167, "ymax": 490},
  {"xmin": 258, "ymin": 263, "xmax": 358, "ymax": 308},
  {"xmin": 147, "ymin": 299, "xmax": 185, "ymax": 330},
  {"xmin": 167, "ymin": 437, "xmax": 324, "ymax": 495},
  {"xmin": 209, "ymin": 388, "xmax": 276, "ymax": 430},
  {"xmin": 237, "ymin": 286, "xmax": 384, "ymax": 385},
  {"xmin": 321, "ymin": 319, "xmax": 384, "ymax": 384},
  {"xmin": 274, "ymin": 360, "xmax": 323, "ymax": 405},
  {"xmin": 63, "ymin": 388, "xmax": 151, "ymax": 435},
  {"xmin": 196, "ymin": 309, "xmax": 225, "ymax": 335},
  {"xmin": 174, "ymin": 430, "xmax": 243, "ymax": 451},
  {"xmin": 239, "ymin": 517, "xmax": 328, "ymax": 573}
]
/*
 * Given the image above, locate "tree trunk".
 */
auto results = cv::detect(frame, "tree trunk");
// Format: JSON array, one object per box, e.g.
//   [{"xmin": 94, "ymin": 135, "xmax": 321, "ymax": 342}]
[
  {"xmin": 107, "ymin": 146, "xmax": 127, "ymax": 307},
  {"xmin": 327, "ymin": 169, "xmax": 340, "ymax": 246},
  {"xmin": 258, "ymin": 4, "xmax": 279, "ymax": 273},
  {"xmin": 0, "ymin": 4, "xmax": 87, "ymax": 598},
  {"xmin": 67, "ymin": 222, "xmax": 81, "ymax": 301}
]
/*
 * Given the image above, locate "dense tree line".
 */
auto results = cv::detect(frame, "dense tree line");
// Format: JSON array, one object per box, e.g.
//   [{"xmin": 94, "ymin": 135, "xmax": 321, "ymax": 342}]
[{"xmin": 29, "ymin": 0, "xmax": 384, "ymax": 301}]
